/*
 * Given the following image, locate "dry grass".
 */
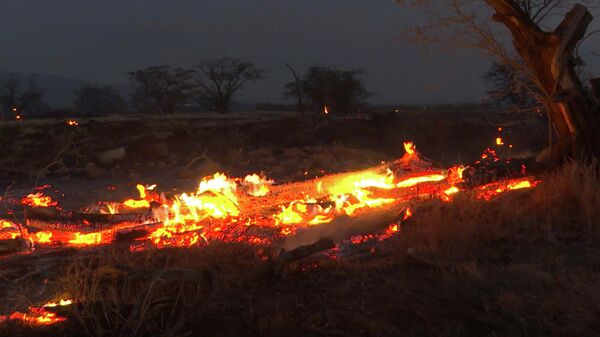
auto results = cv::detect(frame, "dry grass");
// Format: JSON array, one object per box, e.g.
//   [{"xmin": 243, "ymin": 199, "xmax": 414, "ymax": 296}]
[
  {"xmin": 4, "ymin": 162, "xmax": 600, "ymax": 337},
  {"xmin": 405, "ymin": 160, "xmax": 600, "ymax": 251}
]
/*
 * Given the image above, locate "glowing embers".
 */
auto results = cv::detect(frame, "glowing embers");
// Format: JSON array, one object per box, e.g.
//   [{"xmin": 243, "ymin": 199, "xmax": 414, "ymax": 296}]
[
  {"xmin": 66, "ymin": 119, "xmax": 79, "ymax": 126},
  {"xmin": 21, "ymin": 192, "xmax": 57, "ymax": 208},
  {"xmin": 147, "ymin": 173, "xmax": 241, "ymax": 247},
  {"xmin": 273, "ymin": 172, "xmax": 400, "ymax": 230},
  {"xmin": 274, "ymin": 201, "xmax": 334, "ymax": 228},
  {"xmin": 325, "ymin": 169, "xmax": 396, "ymax": 196},
  {"xmin": 33, "ymin": 231, "xmax": 53, "ymax": 243},
  {"xmin": 68, "ymin": 232, "xmax": 103, "ymax": 246},
  {"xmin": 398, "ymin": 141, "xmax": 432, "ymax": 169},
  {"xmin": 27, "ymin": 230, "xmax": 106, "ymax": 247},
  {"xmin": 476, "ymin": 178, "xmax": 540, "ymax": 201},
  {"xmin": 447, "ymin": 165, "xmax": 466, "ymax": 186},
  {"xmin": 147, "ymin": 229, "xmax": 204, "ymax": 249},
  {"xmin": 2, "ymin": 298, "xmax": 73, "ymax": 326},
  {"xmin": 0, "ymin": 219, "xmax": 21, "ymax": 240},
  {"xmin": 395, "ymin": 172, "xmax": 446, "ymax": 188}
]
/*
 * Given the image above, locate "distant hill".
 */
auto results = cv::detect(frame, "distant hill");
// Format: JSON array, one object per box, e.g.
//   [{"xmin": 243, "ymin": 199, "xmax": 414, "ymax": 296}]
[{"xmin": 0, "ymin": 71, "xmax": 129, "ymax": 109}]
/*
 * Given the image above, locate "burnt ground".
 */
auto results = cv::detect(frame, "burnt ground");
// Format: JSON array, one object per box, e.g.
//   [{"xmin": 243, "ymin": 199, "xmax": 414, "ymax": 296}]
[{"xmin": 4, "ymin": 110, "xmax": 598, "ymax": 337}]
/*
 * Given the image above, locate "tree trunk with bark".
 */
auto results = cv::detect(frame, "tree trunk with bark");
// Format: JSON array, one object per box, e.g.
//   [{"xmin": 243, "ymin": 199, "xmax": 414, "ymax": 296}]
[{"xmin": 485, "ymin": 0, "xmax": 600, "ymax": 161}]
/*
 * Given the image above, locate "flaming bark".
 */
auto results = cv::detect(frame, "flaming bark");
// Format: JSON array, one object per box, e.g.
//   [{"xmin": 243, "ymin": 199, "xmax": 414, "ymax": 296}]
[{"xmin": 485, "ymin": 1, "xmax": 600, "ymax": 161}]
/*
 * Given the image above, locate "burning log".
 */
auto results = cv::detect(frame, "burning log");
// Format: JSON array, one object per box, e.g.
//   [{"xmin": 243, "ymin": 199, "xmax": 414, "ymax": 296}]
[
  {"xmin": 25, "ymin": 206, "xmax": 153, "ymax": 232},
  {"xmin": 239, "ymin": 162, "xmax": 393, "ymax": 210},
  {"xmin": 281, "ymin": 202, "xmax": 407, "ymax": 250},
  {"xmin": 24, "ymin": 206, "xmax": 160, "ymax": 246}
]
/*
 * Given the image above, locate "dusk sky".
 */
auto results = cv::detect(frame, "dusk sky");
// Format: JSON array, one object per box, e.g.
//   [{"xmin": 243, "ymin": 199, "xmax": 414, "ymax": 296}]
[{"xmin": 1, "ymin": 0, "xmax": 598, "ymax": 105}]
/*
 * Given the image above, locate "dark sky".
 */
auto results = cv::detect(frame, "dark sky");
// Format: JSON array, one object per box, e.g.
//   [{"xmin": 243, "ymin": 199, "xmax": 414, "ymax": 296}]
[{"xmin": 1, "ymin": 1, "xmax": 598, "ymax": 104}]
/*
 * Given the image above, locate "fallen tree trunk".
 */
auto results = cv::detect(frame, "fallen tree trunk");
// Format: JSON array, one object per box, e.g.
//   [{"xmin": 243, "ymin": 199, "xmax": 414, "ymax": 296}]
[
  {"xmin": 485, "ymin": 1, "xmax": 600, "ymax": 161},
  {"xmin": 281, "ymin": 202, "xmax": 407, "ymax": 250},
  {"xmin": 274, "ymin": 237, "xmax": 336, "ymax": 275}
]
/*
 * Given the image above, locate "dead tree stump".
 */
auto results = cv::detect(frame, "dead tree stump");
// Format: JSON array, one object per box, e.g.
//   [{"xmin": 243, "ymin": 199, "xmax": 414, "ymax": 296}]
[{"xmin": 486, "ymin": 1, "xmax": 600, "ymax": 161}]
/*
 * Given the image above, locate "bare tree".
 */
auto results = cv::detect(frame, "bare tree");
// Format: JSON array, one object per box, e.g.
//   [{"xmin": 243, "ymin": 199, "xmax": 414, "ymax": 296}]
[
  {"xmin": 0, "ymin": 74, "xmax": 44, "ymax": 120},
  {"xmin": 284, "ymin": 63, "xmax": 309, "ymax": 115},
  {"xmin": 397, "ymin": 0, "xmax": 600, "ymax": 161},
  {"xmin": 129, "ymin": 66, "xmax": 195, "ymax": 115},
  {"xmin": 194, "ymin": 58, "xmax": 265, "ymax": 113}
]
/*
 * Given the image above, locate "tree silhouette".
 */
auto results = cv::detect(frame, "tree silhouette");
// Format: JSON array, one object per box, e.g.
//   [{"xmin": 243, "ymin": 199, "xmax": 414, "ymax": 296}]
[
  {"xmin": 129, "ymin": 66, "xmax": 195, "ymax": 115},
  {"xmin": 194, "ymin": 58, "xmax": 265, "ymax": 113}
]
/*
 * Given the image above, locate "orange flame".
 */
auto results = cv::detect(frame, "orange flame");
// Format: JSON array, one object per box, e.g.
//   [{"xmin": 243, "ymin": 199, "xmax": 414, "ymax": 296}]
[
  {"xmin": 396, "ymin": 173, "xmax": 446, "ymax": 188},
  {"xmin": 243, "ymin": 174, "xmax": 272, "ymax": 196},
  {"xmin": 0, "ymin": 219, "xmax": 20, "ymax": 240},
  {"xmin": 404, "ymin": 142, "xmax": 416, "ymax": 156},
  {"xmin": 68, "ymin": 232, "xmax": 102, "ymax": 245},
  {"xmin": 34, "ymin": 231, "xmax": 53, "ymax": 243},
  {"xmin": 2, "ymin": 298, "xmax": 73, "ymax": 326},
  {"xmin": 21, "ymin": 193, "xmax": 57, "ymax": 208},
  {"xmin": 123, "ymin": 184, "xmax": 151, "ymax": 208}
]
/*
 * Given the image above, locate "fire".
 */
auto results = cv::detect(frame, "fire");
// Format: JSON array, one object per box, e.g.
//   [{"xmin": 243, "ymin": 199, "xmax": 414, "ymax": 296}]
[
  {"xmin": 123, "ymin": 184, "xmax": 151, "ymax": 208},
  {"xmin": 403, "ymin": 207, "xmax": 413, "ymax": 220},
  {"xmin": 496, "ymin": 137, "xmax": 504, "ymax": 146},
  {"xmin": 0, "ymin": 140, "xmax": 551, "ymax": 324},
  {"xmin": 21, "ymin": 193, "xmax": 57, "ymax": 207},
  {"xmin": 444, "ymin": 186, "xmax": 460, "ymax": 195},
  {"xmin": 323, "ymin": 106, "xmax": 329, "ymax": 115},
  {"xmin": 0, "ymin": 219, "xmax": 20, "ymax": 240},
  {"xmin": 396, "ymin": 173, "xmax": 446, "ymax": 188},
  {"xmin": 506, "ymin": 180, "xmax": 533, "ymax": 190},
  {"xmin": 327, "ymin": 169, "xmax": 396, "ymax": 196},
  {"xmin": 447, "ymin": 165, "xmax": 466, "ymax": 186},
  {"xmin": 68, "ymin": 232, "xmax": 102, "ymax": 245},
  {"xmin": 404, "ymin": 142, "xmax": 416, "ymax": 156},
  {"xmin": 274, "ymin": 202, "xmax": 307, "ymax": 225},
  {"xmin": 34, "ymin": 231, "xmax": 53, "ymax": 243},
  {"xmin": 43, "ymin": 299, "xmax": 73, "ymax": 307},
  {"xmin": 2, "ymin": 140, "xmax": 543, "ymax": 254},
  {"xmin": 198, "ymin": 173, "xmax": 238, "ymax": 201},
  {"xmin": 4, "ymin": 309, "xmax": 65, "ymax": 325},
  {"xmin": 477, "ymin": 178, "xmax": 540, "ymax": 200},
  {"xmin": 479, "ymin": 148, "xmax": 499, "ymax": 162},
  {"xmin": 2, "ymin": 298, "xmax": 73, "ymax": 326},
  {"xmin": 385, "ymin": 223, "xmax": 399, "ymax": 235},
  {"xmin": 66, "ymin": 119, "xmax": 79, "ymax": 126},
  {"xmin": 146, "ymin": 173, "xmax": 241, "ymax": 247},
  {"xmin": 243, "ymin": 174, "xmax": 272, "ymax": 196},
  {"xmin": 270, "ymin": 169, "xmax": 402, "ymax": 227}
]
